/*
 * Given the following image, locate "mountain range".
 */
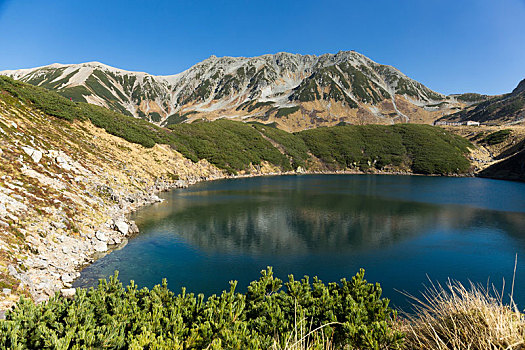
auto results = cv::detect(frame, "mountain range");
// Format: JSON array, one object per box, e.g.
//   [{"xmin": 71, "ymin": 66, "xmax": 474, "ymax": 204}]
[{"xmin": 1, "ymin": 51, "xmax": 469, "ymax": 131}]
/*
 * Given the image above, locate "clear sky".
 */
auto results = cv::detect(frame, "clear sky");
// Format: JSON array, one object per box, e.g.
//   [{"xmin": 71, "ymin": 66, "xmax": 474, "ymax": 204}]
[{"xmin": 0, "ymin": 0, "xmax": 523, "ymax": 95}]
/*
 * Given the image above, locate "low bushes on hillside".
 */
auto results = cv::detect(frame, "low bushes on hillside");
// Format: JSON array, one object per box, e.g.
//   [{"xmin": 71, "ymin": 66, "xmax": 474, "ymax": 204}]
[
  {"xmin": 299, "ymin": 124, "xmax": 471, "ymax": 174},
  {"xmin": 168, "ymin": 120, "xmax": 291, "ymax": 174},
  {"xmin": 482, "ymin": 129, "xmax": 512, "ymax": 146},
  {"xmin": 0, "ymin": 76, "xmax": 473, "ymax": 175},
  {"xmin": 0, "ymin": 268, "xmax": 403, "ymax": 349}
]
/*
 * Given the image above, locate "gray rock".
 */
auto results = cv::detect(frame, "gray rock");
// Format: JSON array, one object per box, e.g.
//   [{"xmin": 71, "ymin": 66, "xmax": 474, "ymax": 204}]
[
  {"xmin": 22, "ymin": 146, "xmax": 42, "ymax": 163},
  {"xmin": 175, "ymin": 180, "xmax": 189, "ymax": 188},
  {"xmin": 61, "ymin": 273, "xmax": 74, "ymax": 284},
  {"xmin": 114, "ymin": 220, "xmax": 129, "ymax": 235},
  {"xmin": 60, "ymin": 288, "xmax": 76, "ymax": 298},
  {"xmin": 0, "ymin": 310, "xmax": 5, "ymax": 320},
  {"xmin": 34, "ymin": 294, "xmax": 48, "ymax": 304},
  {"xmin": 2, "ymin": 288, "xmax": 11, "ymax": 295},
  {"xmin": 31, "ymin": 150, "xmax": 43, "ymax": 163},
  {"xmin": 93, "ymin": 240, "xmax": 107, "ymax": 252},
  {"xmin": 95, "ymin": 231, "xmax": 108, "ymax": 241},
  {"xmin": 7, "ymin": 265, "xmax": 18, "ymax": 277},
  {"xmin": 128, "ymin": 221, "xmax": 139, "ymax": 234},
  {"xmin": 34, "ymin": 259, "xmax": 49, "ymax": 269},
  {"xmin": 36, "ymin": 282, "xmax": 51, "ymax": 291},
  {"xmin": 51, "ymin": 221, "xmax": 67, "ymax": 230}
]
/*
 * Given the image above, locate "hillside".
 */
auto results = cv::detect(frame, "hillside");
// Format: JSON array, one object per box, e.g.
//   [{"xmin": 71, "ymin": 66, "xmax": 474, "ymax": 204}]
[
  {"xmin": 440, "ymin": 125, "xmax": 525, "ymax": 182},
  {"xmin": 0, "ymin": 76, "xmax": 474, "ymax": 309},
  {"xmin": 0, "ymin": 77, "xmax": 224, "ymax": 309},
  {"xmin": 0, "ymin": 51, "xmax": 466, "ymax": 131},
  {"xmin": 440, "ymin": 78, "xmax": 525, "ymax": 125}
]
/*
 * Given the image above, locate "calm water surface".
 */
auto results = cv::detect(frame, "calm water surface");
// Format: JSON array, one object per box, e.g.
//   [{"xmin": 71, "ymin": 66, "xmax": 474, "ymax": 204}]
[{"xmin": 74, "ymin": 175, "xmax": 525, "ymax": 310}]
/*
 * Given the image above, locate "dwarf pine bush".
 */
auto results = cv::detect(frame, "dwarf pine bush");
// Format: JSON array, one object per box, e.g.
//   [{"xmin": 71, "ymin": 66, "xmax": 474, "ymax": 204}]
[{"xmin": 0, "ymin": 268, "xmax": 403, "ymax": 349}]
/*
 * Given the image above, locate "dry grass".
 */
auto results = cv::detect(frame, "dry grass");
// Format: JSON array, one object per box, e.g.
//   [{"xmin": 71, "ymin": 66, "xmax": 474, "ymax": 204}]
[
  {"xmin": 399, "ymin": 277, "xmax": 525, "ymax": 350},
  {"xmin": 271, "ymin": 309, "xmax": 340, "ymax": 350}
]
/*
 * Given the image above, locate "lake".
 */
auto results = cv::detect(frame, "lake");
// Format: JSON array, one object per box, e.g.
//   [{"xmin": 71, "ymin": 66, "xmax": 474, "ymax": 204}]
[{"xmin": 74, "ymin": 175, "xmax": 525, "ymax": 310}]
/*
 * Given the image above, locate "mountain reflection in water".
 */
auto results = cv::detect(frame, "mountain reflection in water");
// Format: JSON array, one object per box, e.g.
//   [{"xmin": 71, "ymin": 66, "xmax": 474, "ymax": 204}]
[{"xmin": 74, "ymin": 175, "xmax": 525, "ymax": 309}]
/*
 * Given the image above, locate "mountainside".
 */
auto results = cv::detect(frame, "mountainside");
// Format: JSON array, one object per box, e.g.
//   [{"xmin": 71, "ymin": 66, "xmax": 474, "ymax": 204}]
[
  {"xmin": 0, "ymin": 76, "xmax": 477, "ymax": 308},
  {"xmin": 0, "ymin": 51, "xmax": 464, "ymax": 131},
  {"xmin": 440, "ymin": 78, "xmax": 525, "ymax": 125}
]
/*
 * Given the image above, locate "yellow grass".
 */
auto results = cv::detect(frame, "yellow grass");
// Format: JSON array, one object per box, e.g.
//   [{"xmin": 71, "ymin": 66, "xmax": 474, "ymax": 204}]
[{"xmin": 400, "ymin": 277, "xmax": 525, "ymax": 350}]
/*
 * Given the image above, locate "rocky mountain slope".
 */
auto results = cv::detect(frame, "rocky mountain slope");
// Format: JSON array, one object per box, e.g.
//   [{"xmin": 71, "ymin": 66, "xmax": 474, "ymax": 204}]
[
  {"xmin": 0, "ymin": 51, "xmax": 465, "ymax": 131},
  {"xmin": 0, "ymin": 79, "xmax": 225, "ymax": 310},
  {"xmin": 440, "ymin": 78, "xmax": 525, "ymax": 125},
  {"xmin": 0, "ymin": 75, "xmax": 495, "ymax": 311}
]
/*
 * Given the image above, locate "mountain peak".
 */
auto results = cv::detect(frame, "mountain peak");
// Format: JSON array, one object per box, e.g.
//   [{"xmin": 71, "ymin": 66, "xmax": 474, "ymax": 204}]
[{"xmin": 512, "ymin": 78, "xmax": 525, "ymax": 95}]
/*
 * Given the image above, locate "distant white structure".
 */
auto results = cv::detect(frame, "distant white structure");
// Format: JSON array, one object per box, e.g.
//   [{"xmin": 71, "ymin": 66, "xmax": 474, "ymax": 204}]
[
  {"xmin": 434, "ymin": 121, "xmax": 463, "ymax": 126},
  {"xmin": 434, "ymin": 120, "xmax": 480, "ymax": 126}
]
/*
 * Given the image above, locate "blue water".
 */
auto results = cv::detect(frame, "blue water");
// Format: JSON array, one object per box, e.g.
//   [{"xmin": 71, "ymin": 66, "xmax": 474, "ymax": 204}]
[{"xmin": 74, "ymin": 175, "xmax": 525, "ymax": 310}]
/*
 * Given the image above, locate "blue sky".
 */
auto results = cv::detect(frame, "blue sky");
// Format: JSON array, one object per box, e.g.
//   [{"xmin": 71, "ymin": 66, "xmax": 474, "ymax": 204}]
[{"xmin": 0, "ymin": 0, "xmax": 523, "ymax": 95}]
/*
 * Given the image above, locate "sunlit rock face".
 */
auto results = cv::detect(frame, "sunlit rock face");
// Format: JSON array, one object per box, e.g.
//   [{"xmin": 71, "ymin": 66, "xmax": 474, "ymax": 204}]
[{"xmin": 1, "ymin": 51, "xmax": 460, "ymax": 131}]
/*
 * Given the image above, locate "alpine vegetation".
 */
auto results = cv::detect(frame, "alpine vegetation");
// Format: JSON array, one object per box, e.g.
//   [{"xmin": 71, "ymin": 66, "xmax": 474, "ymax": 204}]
[{"xmin": 0, "ymin": 268, "xmax": 404, "ymax": 349}]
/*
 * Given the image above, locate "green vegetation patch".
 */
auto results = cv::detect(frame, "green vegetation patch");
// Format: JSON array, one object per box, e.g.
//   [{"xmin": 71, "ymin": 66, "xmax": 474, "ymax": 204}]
[
  {"xmin": 0, "ymin": 269, "xmax": 403, "ymax": 349},
  {"xmin": 299, "ymin": 124, "xmax": 471, "ymax": 174},
  {"xmin": 149, "ymin": 112, "xmax": 162, "ymax": 123},
  {"xmin": 251, "ymin": 123, "xmax": 310, "ymax": 168},
  {"xmin": 168, "ymin": 120, "xmax": 291, "ymax": 174},
  {"xmin": 393, "ymin": 124, "xmax": 471, "ymax": 174},
  {"xmin": 0, "ymin": 76, "xmax": 170, "ymax": 148},
  {"xmin": 482, "ymin": 129, "xmax": 512, "ymax": 145},
  {"xmin": 0, "ymin": 76, "xmax": 81, "ymax": 121},
  {"xmin": 163, "ymin": 113, "xmax": 188, "ymax": 126},
  {"xmin": 455, "ymin": 93, "xmax": 489, "ymax": 103},
  {"xmin": 275, "ymin": 106, "xmax": 300, "ymax": 118},
  {"xmin": 58, "ymin": 85, "xmax": 90, "ymax": 103}
]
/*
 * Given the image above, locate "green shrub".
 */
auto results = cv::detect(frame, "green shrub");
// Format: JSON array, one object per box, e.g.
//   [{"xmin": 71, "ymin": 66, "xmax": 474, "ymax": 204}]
[
  {"xmin": 0, "ymin": 268, "xmax": 404, "ymax": 349},
  {"xmin": 275, "ymin": 106, "xmax": 300, "ymax": 118},
  {"xmin": 299, "ymin": 124, "xmax": 471, "ymax": 174},
  {"xmin": 168, "ymin": 120, "xmax": 291, "ymax": 174},
  {"xmin": 482, "ymin": 129, "xmax": 512, "ymax": 145},
  {"xmin": 251, "ymin": 123, "xmax": 309, "ymax": 168}
]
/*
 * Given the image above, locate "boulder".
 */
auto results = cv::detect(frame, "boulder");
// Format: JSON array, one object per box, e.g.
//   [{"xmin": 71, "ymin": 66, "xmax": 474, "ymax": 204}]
[
  {"xmin": 128, "ymin": 221, "xmax": 139, "ymax": 234},
  {"xmin": 60, "ymin": 288, "xmax": 76, "ymax": 298},
  {"xmin": 95, "ymin": 231, "xmax": 108, "ymax": 242},
  {"xmin": 93, "ymin": 240, "xmax": 107, "ymax": 252},
  {"xmin": 114, "ymin": 220, "xmax": 129, "ymax": 235},
  {"xmin": 61, "ymin": 273, "xmax": 74, "ymax": 284},
  {"xmin": 7, "ymin": 265, "xmax": 18, "ymax": 277},
  {"xmin": 22, "ymin": 147, "xmax": 43, "ymax": 163},
  {"xmin": 2, "ymin": 288, "xmax": 11, "ymax": 295}
]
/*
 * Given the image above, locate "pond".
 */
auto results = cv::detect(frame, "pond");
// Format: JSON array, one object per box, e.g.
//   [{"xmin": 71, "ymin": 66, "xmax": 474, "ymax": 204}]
[{"xmin": 74, "ymin": 175, "xmax": 525, "ymax": 310}]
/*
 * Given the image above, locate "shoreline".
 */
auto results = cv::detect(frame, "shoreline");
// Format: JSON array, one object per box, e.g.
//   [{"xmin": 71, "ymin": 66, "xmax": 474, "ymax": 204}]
[{"xmin": 1, "ymin": 167, "xmax": 485, "ymax": 313}]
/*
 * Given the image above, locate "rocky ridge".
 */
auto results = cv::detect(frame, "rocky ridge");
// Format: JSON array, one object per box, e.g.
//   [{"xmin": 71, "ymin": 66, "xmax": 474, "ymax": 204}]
[
  {"xmin": 440, "ymin": 78, "xmax": 525, "ymax": 126},
  {"xmin": 0, "ymin": 51, "xmax": 466, "ymax": 131}
]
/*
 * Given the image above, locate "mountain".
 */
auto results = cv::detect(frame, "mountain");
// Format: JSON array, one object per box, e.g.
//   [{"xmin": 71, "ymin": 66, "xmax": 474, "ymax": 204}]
[
  {"xmin": 440, "ymin": 79, "xmax": 525, "ymax": 125},
  {"xmin": 0, "ymin": 51, "xmax": 463, "ymax": 131},
  {"xmin": 0, "ymin": 75, "xmax": 476, "ymax": 306}
]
